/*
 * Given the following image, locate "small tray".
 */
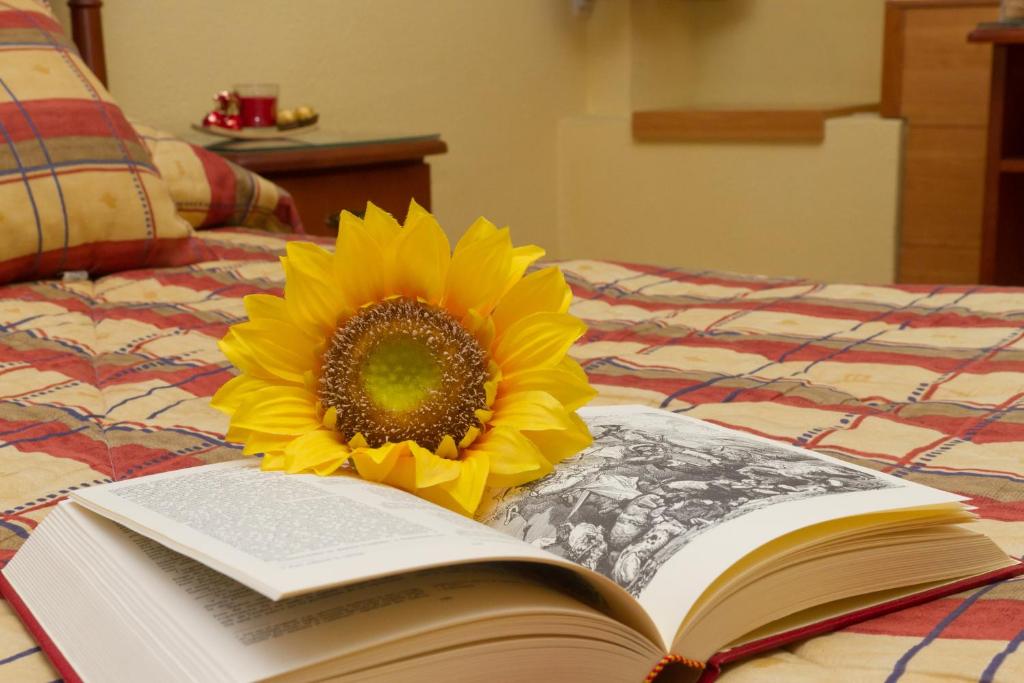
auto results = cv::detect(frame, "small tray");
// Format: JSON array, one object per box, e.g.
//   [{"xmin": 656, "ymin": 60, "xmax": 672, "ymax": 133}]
[{"xmin": 191, "ymin": 123, "xmax": 319, "ymax": 141}]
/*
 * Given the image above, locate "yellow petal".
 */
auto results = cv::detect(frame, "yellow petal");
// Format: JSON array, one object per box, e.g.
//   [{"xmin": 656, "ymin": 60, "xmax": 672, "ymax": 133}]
[
  {"xmin": 490, "ymin": 389, "xmax": 575, "ymax": 432},
  {"xmin": 243, "ymin": 293, "xmax": 291, "ymax": 323},
  {"xmin": 383, "ymin": 453, "xmax": 417, "ymax": 490},
  {"xmin": 403, "ymin": 198, "xmax": 431, "ymax": 227},
  {"xmin": 492, "ymin": 312, "xmax": 586, "ymax": 375},
  {"xmin": 240, "ymin": 429, "xmax": 295, "ymax": 456},
  {"xmin": 362, "ymin": 202, "xmax": 402, "ymax": 248},
  {"xmin": 525, "ymin": 412, "xmax": 593, "ymax": 465},
  {"xmin": 284, "ymin": 428, "xmax": 350, "ymax": 473},
  {"xmin": 231, "ymin": 385, "xmax": 320, "ymax": 435},
  {"xmin": 334, "ymin": 212, "xmax": 387, "ymax": 308},
  {"xmin": 211, "ymin": 373, "xmax": 277, "ymax": 414},
  {"xmin": 459, "ymin": 426, "xmax": 481, "ymax": 449},
  {"xmin": 409, "ymin": 441, "xmax": 462, "ymax": 488},
  {"xmin": 283, "ymin": 242, "xmax": 349, "ymax": 337},
  {"xmin": 443, "ymin": 226, "xmax": 512, "ymax": 318},
  {"xmin": 484, "ymin": 378, "xmax": 498, "ymax": 407},
  {"xmin": 261, "ymin": 454, "xmax": 286, "ymax": 470},
  {"xmin": 337, "ymin": 209, "xmax": 365, "ymax": 240},
  {"xmin": 455, "ymin": 216, "xmax": 500, "ymax": 250},
  {"xmin": 502, "ymin": 244, "xmax": 546, "ymax": 296},
  {"xmin": 558, "ymin": 356, "xmax": 590, "ymax": 383},
  {"xmin": 437, "ymin": 451, "xmax": 490, "ymax": 516},
  {"xmin": 393, "ymin": 210, "xmax": 450, "ymax": 303},
  {"xmin": 351, "ymin": 443, "xmax": 402, "ymax": 481},
  {"xmin": 225, "ymin": 424, "xmax": 251, "ymax": 445},
  {"xmin": 436, "ymin": 435, "xmax": 459, "ymax": 460},
  {"xmin": 218, "ymin": 330, "xmax": 286, "ymax": 383},
  {"xmin": 228, "ymin": 318, "xmax": 315, "ymax": 383},
  {"xmin": 460, "ymin": 309, "xmax": 496, "ymax": 351},
  {"xmin": 313, "ymin": 458, "xmax": 347, "ymax": 476},
  {"xmin": 322, "ymin": 406, "xmax": 338, "ymax": 430},
  {"xmin": 499, "ymin": 366, "xmax": 596, "ymax": 412},
  {"xmin": 471, "ymin": 427, "xmax": 552, "ymax": 489},
  {"xmin": 491, "ymin": 267, "xmax": 571, "ymax": 337}
]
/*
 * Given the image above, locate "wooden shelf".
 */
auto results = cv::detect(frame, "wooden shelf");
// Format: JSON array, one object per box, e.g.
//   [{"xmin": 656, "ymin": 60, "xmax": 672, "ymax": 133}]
[
  {"xmin": 969, "ymin": 23, "xmax": 1024, "ymax": 43},
  {"xmin": 631, "ymin": 104, "xmax": 879, "ymax": 143},
  {"xmin": 1000, "ymin": 157, "xmax": 1024, "ymax": 173}
]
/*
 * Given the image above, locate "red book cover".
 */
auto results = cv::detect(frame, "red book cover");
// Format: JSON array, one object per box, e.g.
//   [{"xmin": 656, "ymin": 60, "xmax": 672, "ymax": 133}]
[{"xmin": 0, "ymin": 572, "xmax": 83, "ymax": 683}]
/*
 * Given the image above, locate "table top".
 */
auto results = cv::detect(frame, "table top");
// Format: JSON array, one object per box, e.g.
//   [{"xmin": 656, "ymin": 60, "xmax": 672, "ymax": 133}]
[
  {"xmin": 183, "ymin": 129, "xmax": 448, "ymax": 173},
  {"xmin": 969, "ymin": 21, "xmax": 1024, "ymax": 43},
  {"xmin": 189, "ymin": 129, "xmax": 440, "ymax": 152}
]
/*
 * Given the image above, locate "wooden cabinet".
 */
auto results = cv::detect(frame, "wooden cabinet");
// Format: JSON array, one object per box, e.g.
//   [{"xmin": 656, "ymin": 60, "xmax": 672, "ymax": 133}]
[
  {"xmin": 969, "ymin": 25, "xmax": 1024, "ymax": 284},
  {"xmin": 883, "ymin": 0, "xmax": 999, "ymax": 283},
  {"xmin": 213, "ymin": 136, "xmax": 448, "ymax": 236}
]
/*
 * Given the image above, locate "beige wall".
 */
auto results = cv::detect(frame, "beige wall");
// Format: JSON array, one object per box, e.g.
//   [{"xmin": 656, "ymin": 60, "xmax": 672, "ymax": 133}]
[
  {"xmin": 55, "ymin": 0, "xmax": 588, "ymax": 249},
  {"xmin": 560, "ymin": 0, "xmax": 901, "ymax": 283},
  {"xmin": 559, "ymin": 114, "xmax": 902, "ymax": 283},
  {"xmin": 55, "ymin": 0, "xmax": 900, "ymax": 283},
  {"xmin": 630, "ymin": 0, "xmax": 886, "ymax": 110}
]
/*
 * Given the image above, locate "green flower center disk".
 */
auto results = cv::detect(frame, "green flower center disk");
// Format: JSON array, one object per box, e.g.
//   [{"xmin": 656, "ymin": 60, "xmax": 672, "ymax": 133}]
[{"xmin": 318, "ymin": 297, "xmax": 489, "ymax": 453}]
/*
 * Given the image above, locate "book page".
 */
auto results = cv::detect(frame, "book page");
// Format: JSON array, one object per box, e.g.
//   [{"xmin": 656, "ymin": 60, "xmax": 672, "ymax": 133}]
[
  {"xmin": 478, "ymin": 405, "xmax": 963, "ymax": 646},
  {"xmin": 9, "ymin": 502, "xmax": 663, "ymax": 683},
  {"xmin": 69, "ymin": 459, "xmax": 655, "ymax": 647},
  {"xmin": 70, "ymin": 461, "xmax": 567, "ymax": 599}
]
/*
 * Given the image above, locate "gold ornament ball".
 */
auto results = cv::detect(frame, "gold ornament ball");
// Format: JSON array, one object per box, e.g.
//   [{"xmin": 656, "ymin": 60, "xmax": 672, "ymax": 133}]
[{"xmin": 277, "ymin": 109, "xmax": 297, "ymax": 126}]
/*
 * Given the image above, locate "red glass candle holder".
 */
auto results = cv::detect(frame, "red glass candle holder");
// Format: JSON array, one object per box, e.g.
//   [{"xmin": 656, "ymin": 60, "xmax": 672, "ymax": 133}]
[{"xmin": 235, "ymin": 83, "xmax": 278, "ymax": 128}]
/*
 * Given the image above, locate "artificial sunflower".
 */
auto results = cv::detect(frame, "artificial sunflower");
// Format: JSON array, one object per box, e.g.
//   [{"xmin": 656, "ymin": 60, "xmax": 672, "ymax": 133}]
[{"xmin": 211, "ymin": 200, "xmax": 595, "ymax": 515}]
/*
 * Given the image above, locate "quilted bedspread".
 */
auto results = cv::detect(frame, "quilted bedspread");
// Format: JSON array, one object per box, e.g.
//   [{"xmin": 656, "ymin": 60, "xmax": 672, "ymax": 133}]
[{"xmin": 1, "ymin": 228, "xmax": 1023, "ymax": 682}]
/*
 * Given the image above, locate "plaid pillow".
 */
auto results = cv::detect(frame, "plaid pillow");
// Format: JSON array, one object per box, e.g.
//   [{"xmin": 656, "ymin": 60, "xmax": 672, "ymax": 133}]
[
  {"xmin": 0, "ymin": 0, "xmax": 207, "ymax": 285},
  {"xmin": 133, "ymin": 124, "xmax": 304, "ymax": 233}
]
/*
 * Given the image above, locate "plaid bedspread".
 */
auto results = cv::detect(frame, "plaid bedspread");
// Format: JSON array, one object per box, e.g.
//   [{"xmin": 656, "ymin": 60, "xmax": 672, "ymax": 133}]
[{"xmin": 1, "ymin": 228, "xmax": 1022, "ymax": 682}]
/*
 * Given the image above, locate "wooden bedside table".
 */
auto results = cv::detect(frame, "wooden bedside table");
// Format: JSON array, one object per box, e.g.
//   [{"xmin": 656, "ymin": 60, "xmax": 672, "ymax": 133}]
[
  {"xmin": 969, "ymin": 23, "xmax": 1024, "ymax": 285},
  {"xmin": 205, "ymin": 133, "xmax": 448, "ymax": 236}
]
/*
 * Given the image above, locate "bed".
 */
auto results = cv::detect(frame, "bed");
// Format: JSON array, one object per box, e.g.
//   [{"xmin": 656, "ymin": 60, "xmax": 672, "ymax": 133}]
[{"xmin": 2, "ymin": 3, "xmax": 1023, "ymax": 682}]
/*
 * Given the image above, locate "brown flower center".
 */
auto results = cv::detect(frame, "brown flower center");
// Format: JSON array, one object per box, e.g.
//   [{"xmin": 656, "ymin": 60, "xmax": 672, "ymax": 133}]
[{"xmin": 318, "ymin": 297, "xmax": 488, "ymax": 451}]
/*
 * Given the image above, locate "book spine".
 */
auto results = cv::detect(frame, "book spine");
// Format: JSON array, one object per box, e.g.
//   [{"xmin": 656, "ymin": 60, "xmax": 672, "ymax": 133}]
[
  {"xmin": 0, "ymin": 572, "xmax": 83, "ymax": 683},
  {"xmin": 645, "ymin": 653, "xmax": 706, "ymax": 682}
]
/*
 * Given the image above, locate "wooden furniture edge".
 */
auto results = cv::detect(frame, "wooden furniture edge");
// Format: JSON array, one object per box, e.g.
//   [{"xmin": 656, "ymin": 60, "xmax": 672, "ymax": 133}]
[
  {"xmin": 881, "ymin": 2, "xmax": 906, "ymax": 118},
  {"xmin": 631, "ymin": 104, "xmax": 880, "ymax": 143},
  {"xmin": 977, "ymin": 42, "xmax": 1006, "ymax": 283},
  {"xmin": 969, "ymin": 25, "xmax": 1024, "ymax": 43},
  {"xmin": 67, "ymin": 0, "xmax": 106, "ymax": 86},
  {"xmin": 887, "ymin": 0, "xmax": 998, "ymax": 7},
  {"xmin": 213, "ymin": 138, "xmax": 449, "ymax": 174},
  {"xmin": 882, "ymin": 0, "xmax": 1000, "ymax": 118},
  {"xmin": 1000, "ymin": 157, "xmax": 1024, "ymax": 172}
]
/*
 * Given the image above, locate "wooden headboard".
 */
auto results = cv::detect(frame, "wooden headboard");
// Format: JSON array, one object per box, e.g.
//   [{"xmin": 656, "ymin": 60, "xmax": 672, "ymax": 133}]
[{"xmin": 67, "ymin": 0, "xmax": 106, "ymax": 86}]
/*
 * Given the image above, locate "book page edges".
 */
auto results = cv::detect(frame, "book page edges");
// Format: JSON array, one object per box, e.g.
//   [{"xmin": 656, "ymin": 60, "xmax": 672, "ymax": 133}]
[
  {"xmin": 0, "ymin": 571, "xmax": 83, "ymax": 683},
  {"xmin": 675, "ymin": 502, "xmax": 973, "ymax": 640},
  {"xmin": 63, "ymin": 496, "xmax": 665, "ymax": 650},
  {"xmin": 11, "ymin": 561, "xmax": 1021, "ymax": 683},
  {"xmin": 690, "ymin": 562, "xmax": 1024, "ymax": 683}
]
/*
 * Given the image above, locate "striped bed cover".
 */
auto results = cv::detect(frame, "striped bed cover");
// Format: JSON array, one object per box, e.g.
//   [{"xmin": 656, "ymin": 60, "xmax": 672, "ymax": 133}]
[{"xmin": 0, "ymin": 228, "xmax": 1022, "ymax": 682}]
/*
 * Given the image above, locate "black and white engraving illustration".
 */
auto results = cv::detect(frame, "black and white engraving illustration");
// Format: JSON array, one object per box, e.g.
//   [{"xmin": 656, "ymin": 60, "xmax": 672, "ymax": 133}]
[{"xmin": 482, "ymin": 409, "xmax": 895, "ymax": 598}]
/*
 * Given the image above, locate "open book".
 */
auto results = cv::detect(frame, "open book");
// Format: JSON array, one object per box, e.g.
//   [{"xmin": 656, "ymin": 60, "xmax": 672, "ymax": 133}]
[{"xmin": 2, "ymin": 405, "xmax": 1020, "ymax": 683}]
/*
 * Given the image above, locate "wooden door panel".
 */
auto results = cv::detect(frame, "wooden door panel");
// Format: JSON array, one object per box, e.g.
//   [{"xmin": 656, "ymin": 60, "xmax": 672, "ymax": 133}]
[
  {"xmin": 899, "ymin": 5, "xmax": 999, "ymax": 126},
  {"xmin": 899, "ymin": 126, "xmax": 987, "ymax": 248}
]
